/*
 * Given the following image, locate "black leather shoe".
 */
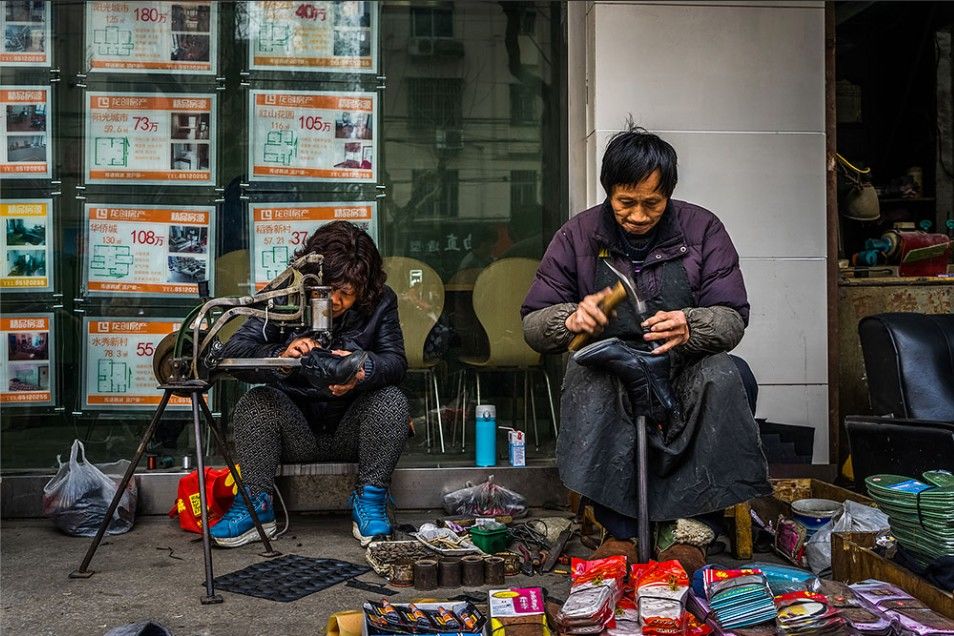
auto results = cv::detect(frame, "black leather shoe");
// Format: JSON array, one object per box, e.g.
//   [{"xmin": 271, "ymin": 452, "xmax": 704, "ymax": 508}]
[
  {"xmin": 300, "ymin": 349, "xmax": 368, "ymax": 389},
  {"xmin": 573, "ymin": 337, "xmax": 677, "ymax": 420}
]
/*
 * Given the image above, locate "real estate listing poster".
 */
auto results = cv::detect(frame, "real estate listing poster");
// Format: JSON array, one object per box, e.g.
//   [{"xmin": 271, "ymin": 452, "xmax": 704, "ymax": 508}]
[
  {"xmin": 85, "ymin": 92, "xmax": 216, "ymax": 185},
  {"xmin": 248, "ymin": 89, "xmax": 376, "ymax": 183},
  {"xmin": 248, "ymin": 201, "xmax": 376, "ymax": 290},
  {"xmin": 1, "ymin": 313, "xmax": 54, "ymax": 407},
  {"xmin": 1, "ymin": 0, "xmax": 51, "ymax": 67},
  {"xmin": 84, "ymin": 203, "xmax": 214, "ymax": 297},
  {"xmin": 1, "ymin": 86, "xmax": 51, "ymax": 178},
  {"xmin": 1, "ymin": 198, "xmax": 53, "ymax": 292},
  {"xmin": 247, "ymin": 0, "xmax": 377, "ymax": 73},
  {"xmin": 85, "ymin": 1, "xmax": 217, "ymax": 74}
]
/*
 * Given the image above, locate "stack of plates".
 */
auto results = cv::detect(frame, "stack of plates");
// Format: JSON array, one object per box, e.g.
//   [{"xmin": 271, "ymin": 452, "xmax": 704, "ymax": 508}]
[
  {"xmin": 864, "ymin": 471, "xmax": 954, "ymax": 568},
  {"xmin": 701, "ymin": 568, "xmax": 778, "ymax": 629}
]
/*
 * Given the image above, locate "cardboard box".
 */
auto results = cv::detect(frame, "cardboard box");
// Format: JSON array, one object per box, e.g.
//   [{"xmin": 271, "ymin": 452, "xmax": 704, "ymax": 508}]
[
  {"xmin": 488, "ymin": 588, "xmax": 551, "ymax": 636},
  {"xmin": 831, "ymin": 531, "xmax": 954, "ymax": 619},
  {"xmin": 362, "ymin": 601, "xmax": 487, "ymax": 636}
]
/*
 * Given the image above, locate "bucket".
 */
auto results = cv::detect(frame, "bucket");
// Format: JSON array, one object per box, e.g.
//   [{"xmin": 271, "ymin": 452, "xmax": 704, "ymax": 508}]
[{"xmin": 791, "ymin": 498, "xmax": 842, "ymax": 535}]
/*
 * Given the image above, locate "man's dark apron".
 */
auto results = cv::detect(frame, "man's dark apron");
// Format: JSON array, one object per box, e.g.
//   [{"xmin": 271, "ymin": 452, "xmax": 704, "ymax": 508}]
[{"xmin": 556, "ymin": 252, "xmax": 772, "ymax": 521}]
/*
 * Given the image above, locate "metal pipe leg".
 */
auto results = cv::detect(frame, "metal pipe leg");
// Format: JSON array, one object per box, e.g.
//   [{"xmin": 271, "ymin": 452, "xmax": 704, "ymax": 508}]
[
  {"xmin": 71, "ymin": 389, "xmax": 174, "ymax": 579},
  {"xmin": 200, "ymin": 398, "xmax": 280, "ymax": 558},
  {"xmin": 452, "ymin": 370, "xmax": 463, "ymax": 449},
  {"xmin": 424, "ymin": 370, "xmax": 432, "ymax": 453},
  {"xmin": 542, "ymin": 369, "xmax": 558, "ymax": 440},
  {"xmin": 529, "ymin": 370, "xmax": 539, "ymax": 451},
  {"xmin": 475, "ymin": 371, "xmax": 482, "ymax": 406},
  {"xmin": 636, "ymin": 415, "xmax": 650, "ymax": 563},
  {"xmin": 191, "ymin": 392, "xmax": 223, "ymax": 604},
  {"xmin": 432, "ymin": 370, "xmax": 445, "ymax": 453},
  {"xmin": 461, "ymin": 370, "xmax": 469, "ymax": 453}
]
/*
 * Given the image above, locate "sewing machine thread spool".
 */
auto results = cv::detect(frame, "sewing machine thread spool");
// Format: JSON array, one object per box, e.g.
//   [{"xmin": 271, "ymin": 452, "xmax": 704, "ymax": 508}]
[
  {"xmin": 413, "ymin": 559, "xmax": 438, "ymax": 591},
  {"xmin": 389, "ymin": 560, "xmax": 415, "ymax": 588},
  {"xmin": 461, "ymin": 555, "xmax": 484, "ymax": 587},
  {"xmin": 484, "ymin": 556, "xmax": 505, "ymax": 585},
  {"xmin": 437, "ymin": 557, "xmax": 461, "ymax": 588}
]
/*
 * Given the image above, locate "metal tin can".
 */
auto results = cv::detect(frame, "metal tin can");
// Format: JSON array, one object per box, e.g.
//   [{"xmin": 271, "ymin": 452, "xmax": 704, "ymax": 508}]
[
  {"xmin": 146, "ymin": 455, "xmax": 157, "ymax": 470},
  {"xmin": 181, "ymin": 455, "xmax": 192, "ymax": 470}
]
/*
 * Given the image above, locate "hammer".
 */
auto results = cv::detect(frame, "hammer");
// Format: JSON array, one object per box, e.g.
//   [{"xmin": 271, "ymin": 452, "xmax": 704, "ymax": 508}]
[
  {"xmin": 569, "ymin": 260, "xmax": 652, "ymax": 563},
  {"xmin": 568, "ymin": 260, "xmax": 647, "ymax": 352}
]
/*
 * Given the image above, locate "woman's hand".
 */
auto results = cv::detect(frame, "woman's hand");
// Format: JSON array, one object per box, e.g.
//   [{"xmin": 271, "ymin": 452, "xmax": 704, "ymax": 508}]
[
  {"xmin": 280, "ymin": 336, "xmax": 319, "ymax": 358},
  {"xmin": 641, "ymin": 310, "xmax": 690, "ymax": 354},
  {"xmin": 565, "ymin": 287, "xmax": 613, "ymax": 335},
  {"xmin": 328, "ymin": 349, "xmax": 366, "ymax": 396}
]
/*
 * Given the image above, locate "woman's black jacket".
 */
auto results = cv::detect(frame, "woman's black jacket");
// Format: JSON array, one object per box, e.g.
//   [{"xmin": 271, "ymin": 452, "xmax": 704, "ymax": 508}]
[{"xmin": 220, "ymin": 286, "xmax": 407, "ymax": 431}]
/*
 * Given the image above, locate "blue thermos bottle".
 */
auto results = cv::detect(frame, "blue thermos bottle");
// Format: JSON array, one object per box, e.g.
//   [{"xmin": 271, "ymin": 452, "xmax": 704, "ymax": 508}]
[{"xmin": 475, "ymin": 404, "xmax": 497, "ymax": 467}]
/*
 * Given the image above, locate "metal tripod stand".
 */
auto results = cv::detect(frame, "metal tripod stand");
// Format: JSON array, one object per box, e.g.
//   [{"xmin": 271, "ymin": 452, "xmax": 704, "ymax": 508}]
[{"xmin": 69, "ymin": 382, "xmax": 281, "ymax": 604}]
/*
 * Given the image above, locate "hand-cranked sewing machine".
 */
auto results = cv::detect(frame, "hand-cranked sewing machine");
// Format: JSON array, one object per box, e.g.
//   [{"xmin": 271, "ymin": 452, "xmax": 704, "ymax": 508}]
[
  {"xmin": 152, "ymin": 252, "xmax": 335, "ymax": 387},
  {"xmin": 75, "ymin": 252, "xmax": 342, "ymax": 604}
]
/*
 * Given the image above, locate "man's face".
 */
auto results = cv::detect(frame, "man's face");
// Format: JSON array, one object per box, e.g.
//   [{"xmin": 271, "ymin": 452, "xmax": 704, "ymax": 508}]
[{"xmin": 609, "ymin": 169, "xmax": 669, "ymax": 235}]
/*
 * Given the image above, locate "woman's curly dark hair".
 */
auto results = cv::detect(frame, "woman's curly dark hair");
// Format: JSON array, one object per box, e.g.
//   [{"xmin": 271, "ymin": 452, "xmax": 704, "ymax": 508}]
[{"xmin": 294, "ymin": 221, "xmax": 386, "ymax": 314}]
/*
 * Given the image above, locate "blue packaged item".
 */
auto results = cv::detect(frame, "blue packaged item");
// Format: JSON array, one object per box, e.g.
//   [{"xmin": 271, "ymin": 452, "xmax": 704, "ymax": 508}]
[
  {"xmin": 475, "ymin": 405, "xmax": 496, "ymax": 467},
  {"xmin": 747, "ymin": 562, "xmax": 819, "ymax": 595}
]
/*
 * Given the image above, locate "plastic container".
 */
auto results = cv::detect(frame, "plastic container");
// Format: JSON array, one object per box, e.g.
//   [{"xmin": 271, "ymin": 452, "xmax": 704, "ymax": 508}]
[
  {"xmin": 791, "ymin": 498, "xmax": 842, "ymax": 535},
  {"xmin": 475, "ymin": 405, "xmax": 497, "ymax": 467},
  {"xmin": 470, "ymin": 524, "xmax": 509, "ymax": 554}
]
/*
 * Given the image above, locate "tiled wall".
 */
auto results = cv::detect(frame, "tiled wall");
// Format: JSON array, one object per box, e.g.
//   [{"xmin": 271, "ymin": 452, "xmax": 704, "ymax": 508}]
[{"xmin": 570, "ymin": 1, "xmax": 829, "ymax": 462}]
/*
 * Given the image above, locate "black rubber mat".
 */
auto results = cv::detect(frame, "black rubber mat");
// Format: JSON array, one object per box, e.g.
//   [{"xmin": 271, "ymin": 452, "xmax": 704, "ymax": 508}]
[{"xmin": 213, "ymin": 554, "xmax": 371, "ymax": 602}]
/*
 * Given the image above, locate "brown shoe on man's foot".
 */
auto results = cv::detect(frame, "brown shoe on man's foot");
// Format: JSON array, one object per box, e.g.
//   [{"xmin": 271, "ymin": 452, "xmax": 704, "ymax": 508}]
[
  {"xmin": 656, "ymin": 542, "xmax": 706, "ymax": 577},
  {"xmin": 591, "ymin": 536, "xmax": 639, "ymax": 564}
]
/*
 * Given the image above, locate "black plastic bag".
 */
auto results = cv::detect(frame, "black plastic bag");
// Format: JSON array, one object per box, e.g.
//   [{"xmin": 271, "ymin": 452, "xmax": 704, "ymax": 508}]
[{"xmin": 42, "ymin": 440, "xmax": 137, "ymax": 537}]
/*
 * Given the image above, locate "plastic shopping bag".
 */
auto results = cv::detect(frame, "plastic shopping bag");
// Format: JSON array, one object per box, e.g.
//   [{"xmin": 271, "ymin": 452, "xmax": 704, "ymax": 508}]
[
  {"xmin": 42, "ymin": 439, "xmax": 138, "ymax": 537},
  {"xmin": 805, "ymin": 500, "xmax": 890, "ymax": 574},
  {"xmin": 168, "ymin": 466, "xmax": 238, "ymax": 533},
  {"xmin": 441, "ymin": 475, "xmax": 527, "ymax": 517}
]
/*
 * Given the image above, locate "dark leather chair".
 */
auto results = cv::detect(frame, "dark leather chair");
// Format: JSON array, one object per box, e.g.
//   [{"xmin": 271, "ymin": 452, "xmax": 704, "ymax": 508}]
[{"xmin": 846, "ymin": 312, "xmax": 954, "ymax": 485}]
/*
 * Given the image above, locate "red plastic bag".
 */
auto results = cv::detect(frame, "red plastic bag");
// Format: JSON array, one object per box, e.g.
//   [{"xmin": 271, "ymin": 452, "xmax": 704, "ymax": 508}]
[{"xmin": 168, "ymin": 466, "xmax": 238, "ymax": 533}]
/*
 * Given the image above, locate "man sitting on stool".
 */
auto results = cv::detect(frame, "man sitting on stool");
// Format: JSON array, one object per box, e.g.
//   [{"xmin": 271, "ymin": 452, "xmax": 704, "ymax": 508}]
[{"xmin": 521, "ymin": 126, "xmax": 771, "ymax": 575}]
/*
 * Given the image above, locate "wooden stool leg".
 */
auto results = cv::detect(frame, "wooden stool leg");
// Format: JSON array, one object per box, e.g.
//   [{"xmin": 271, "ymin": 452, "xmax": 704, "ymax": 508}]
[{"xmin": 733, "ymin": 501, "xmax": 753, "ymax": 560}]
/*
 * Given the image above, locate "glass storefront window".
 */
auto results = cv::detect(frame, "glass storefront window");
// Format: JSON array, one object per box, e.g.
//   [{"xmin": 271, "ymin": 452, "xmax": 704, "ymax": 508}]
[{"xmin": 0, "ymin": 1, "xmax": 567, "ymax": 472}]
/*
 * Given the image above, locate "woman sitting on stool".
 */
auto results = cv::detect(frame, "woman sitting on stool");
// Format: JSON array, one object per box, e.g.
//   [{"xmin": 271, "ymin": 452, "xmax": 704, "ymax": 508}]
[{"xmin": 212, "ymin": 221, "xmax": 409, "ymax": 547}]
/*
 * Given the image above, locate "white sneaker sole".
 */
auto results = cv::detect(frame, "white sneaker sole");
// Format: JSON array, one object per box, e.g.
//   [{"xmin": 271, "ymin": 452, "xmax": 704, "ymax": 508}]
[
  {"xmin": 352, "ymin": 522, "xmax": 391, "ymax": 547},
  {"xmin": 212, "ymin": 520, "xmax": 277, "ymax": 548}
]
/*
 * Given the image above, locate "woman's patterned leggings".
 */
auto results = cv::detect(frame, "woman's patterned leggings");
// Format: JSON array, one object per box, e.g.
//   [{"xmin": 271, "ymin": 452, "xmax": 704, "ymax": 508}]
[{"xmin": 230, "ymin": 385, "xmax": 410, "ymax": 495}]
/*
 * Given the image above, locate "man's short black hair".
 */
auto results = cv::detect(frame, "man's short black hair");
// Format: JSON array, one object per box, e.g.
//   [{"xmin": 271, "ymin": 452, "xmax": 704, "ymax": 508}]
[{"xmin": 600, "ymin": 124, "xmax": 678, "ymax": 197}]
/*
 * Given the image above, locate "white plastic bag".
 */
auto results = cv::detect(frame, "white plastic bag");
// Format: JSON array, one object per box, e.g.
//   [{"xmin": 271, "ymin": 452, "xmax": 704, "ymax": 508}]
[
  {"xmin": 441, "ymin": 475, "xmax": 528, "ymax": 517},
  {"xmin": 42, "ymin": 440, "xmax": 138, "ymax": 537},
  {"xmin": 805, "ymin": 500, "xmax": 890, "ymax": 574}
]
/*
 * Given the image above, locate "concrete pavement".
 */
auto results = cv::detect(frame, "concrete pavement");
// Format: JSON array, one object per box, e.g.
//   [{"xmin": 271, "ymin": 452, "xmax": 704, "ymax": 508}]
[{"xmin": 1, "ymin": 511, "xmax": 575, "ymax": 636}]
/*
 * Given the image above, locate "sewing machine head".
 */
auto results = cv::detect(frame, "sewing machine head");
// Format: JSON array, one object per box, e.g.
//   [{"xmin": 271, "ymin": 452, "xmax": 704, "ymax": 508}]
[{"xmin": 152, "ymin": 253, "xmax": 334, "ymax": 386}]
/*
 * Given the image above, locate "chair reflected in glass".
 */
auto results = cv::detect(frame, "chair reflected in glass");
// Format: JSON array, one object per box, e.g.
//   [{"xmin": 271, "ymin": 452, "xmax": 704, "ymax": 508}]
[
  {"xmin": 383, "ymin": 257, "xmax": 447, "ymax": 452},
  {"xmin": 456, "ymin": 257, "xmax": 557, "ymax": 453}
]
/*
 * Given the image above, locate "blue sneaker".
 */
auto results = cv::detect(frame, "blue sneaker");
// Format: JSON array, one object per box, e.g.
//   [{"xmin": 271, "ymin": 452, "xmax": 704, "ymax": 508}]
[
  {"xmin": 210, "ymin": 490, "xmax": 276, "ymax": 548},
  {"xmin": 350, "ymin": 485, "xmax": 392, "ymax": 546}
]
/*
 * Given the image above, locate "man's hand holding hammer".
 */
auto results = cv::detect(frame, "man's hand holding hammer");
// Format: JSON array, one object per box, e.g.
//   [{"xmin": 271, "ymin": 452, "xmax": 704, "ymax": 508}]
[{"xmin": 565, "ymin": 287, "xmax": 690, "ymax": 354}]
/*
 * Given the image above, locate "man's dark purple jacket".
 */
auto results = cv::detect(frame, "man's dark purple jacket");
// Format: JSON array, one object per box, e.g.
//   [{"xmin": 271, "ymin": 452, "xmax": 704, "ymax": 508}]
[{"xmin": 520, "ymin": 199, "xmax": 750, "ymax": 324}]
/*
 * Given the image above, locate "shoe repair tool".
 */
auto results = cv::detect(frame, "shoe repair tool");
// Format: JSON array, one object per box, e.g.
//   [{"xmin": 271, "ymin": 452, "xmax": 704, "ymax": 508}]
[
  {"xmin": 513, "ymin": 542, "xmax": 536, "ymax": 576},
  {"xmin": 413, "ymin": 559, "xmax": 438, "ymax": 591},
  {"xmin": 389, "ymin": 560, "xmax": 415, "ymax": 588},
  {"xmin": 345, "ymin": 579, "xmax": 398, "ymax": 596},
  {"xmin": 461, "ymin": 555, "xmax": 485, "ymax": 587},
  {"xmin": 541, "ymin": 527, "xmax": 574, "ymax": 573},
  {"xmin": 568, "ymin": 259, "xmax": 647, "ymax": 352},
  {"xmin": 71, "ymin": 253, "xmax": 345, "ymax": 604},
  {"xmin": 438, "ymin": 557, "xmax": 462, "ymax": 588},
  {"xmin": 484, "ymin": 556, "xmax": 505, "ymax": 585}
]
